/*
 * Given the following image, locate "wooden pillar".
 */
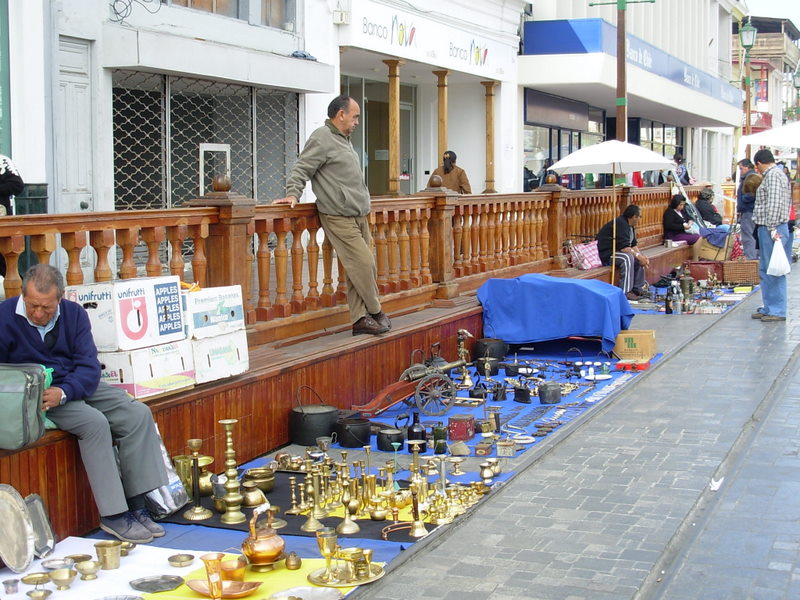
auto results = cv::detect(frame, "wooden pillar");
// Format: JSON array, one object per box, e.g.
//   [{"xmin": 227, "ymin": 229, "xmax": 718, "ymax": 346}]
[
  {"xmin": 383, "ymin": 59, "xmax": 403, "ymax": 196},
  {"xmin": 433, "ymin": 70, "xmax": 449, "ymax": 161},
  {"xmin": 481, "ymin": 80, "xmax": 497, "ymax": 194}
]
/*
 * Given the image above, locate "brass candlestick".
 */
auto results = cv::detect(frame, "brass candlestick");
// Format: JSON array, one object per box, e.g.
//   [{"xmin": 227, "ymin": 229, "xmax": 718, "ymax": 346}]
[
  {"xmin": 336, "ymin": 471, "xmax": 360, "ymax": 535},
  {"xmin": 284, "ymin": 476, "xmax": 302, "ymax": 515},
  {"xmin": 183, "ymin": 438, "xmax": 213, "ymax": 521},
  {"xmin": 218, "ymin": 419, "xmax": 245, "ymax": 524}
]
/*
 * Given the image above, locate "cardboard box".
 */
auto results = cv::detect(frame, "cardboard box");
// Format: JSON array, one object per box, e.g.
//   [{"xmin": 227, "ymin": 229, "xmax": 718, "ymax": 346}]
[
  {"xmin": 66, "ymin": 276, "xmax": 185, "ymax": 351},
  {"xmin": 191, "ymin": 329, "xmax": 249, "ymax": 384},
  {"xmin": 99, "ymin": 340, "xmax": 195, "ymax": 400},
  {"xmin": 613, "ymin": 330, "xmax": 656, "ymax": 361},
  {"xmin": 182, "ymin": 285, "xmax": 245, "ymax": 339}
]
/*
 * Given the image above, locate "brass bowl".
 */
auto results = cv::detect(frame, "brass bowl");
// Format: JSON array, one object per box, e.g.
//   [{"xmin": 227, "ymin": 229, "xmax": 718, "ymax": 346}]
[
  {"xmin": 120, "ymin": 541, "xmax": 137, "ymax": 556},
  {"xmin": 168, "ymin": 553, "xmax": 195, "ymax": 568},
  {"xmin": 75, "ymin": 559, "xmax": 101, "ymax": 580},
  {"xmin": 40, "ymin": 557, "xmax": 74, "ymax": 571},
  {"xmin": 65, "ymin": 554, "xmax": 92, "ymax": 564},
  {"xmin": 20, "ymin": 573, "xmax": 50, "ymax": 587},
  {"xmin": 243, "ymin": 467, "xmax": 275, "ymax": 493},
  {"xmin": 220, "ymin": 556, "xmax": 247, "ymax": 581},
  {"xmin": 48, "ymin": 568, "xmax": 77, "ymax": 590},
  {"xmin": 25, "ymin": 590, "xmax": 52, "ymax": 600}
]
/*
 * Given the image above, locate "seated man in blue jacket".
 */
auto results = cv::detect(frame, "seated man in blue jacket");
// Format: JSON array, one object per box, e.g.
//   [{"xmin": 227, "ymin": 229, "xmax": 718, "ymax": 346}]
[{"xmin": 0, "ymin": 264, "xmax": 167, "ymax": 543}]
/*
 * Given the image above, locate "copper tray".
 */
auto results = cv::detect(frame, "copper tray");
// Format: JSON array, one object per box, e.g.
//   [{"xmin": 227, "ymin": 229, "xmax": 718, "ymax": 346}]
[
  {"xmin": 186, "ymin": 579, "xmax": 263, "ymax": 598},
  {"xmin": 306, "ymin": 564, "xmax": 385, "ymax": 588}
]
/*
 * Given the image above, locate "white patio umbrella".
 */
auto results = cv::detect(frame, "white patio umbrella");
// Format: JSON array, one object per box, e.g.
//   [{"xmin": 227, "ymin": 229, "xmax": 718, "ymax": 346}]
[{"xmin": 549, "ymin": 140, "xmax": 674, "ymax": 289}]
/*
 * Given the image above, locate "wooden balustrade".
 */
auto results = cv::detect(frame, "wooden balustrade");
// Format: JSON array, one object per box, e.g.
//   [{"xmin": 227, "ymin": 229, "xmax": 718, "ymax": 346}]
[{"xmin": 1, "ymin": 186, "xmax": 688, "ymax": 342}]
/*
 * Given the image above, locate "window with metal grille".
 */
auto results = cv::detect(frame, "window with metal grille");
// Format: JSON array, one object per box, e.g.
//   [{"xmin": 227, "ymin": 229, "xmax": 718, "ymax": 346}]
[{"xmin": 112, "ymin": 69, "xmax": 298, "ymax": 210}]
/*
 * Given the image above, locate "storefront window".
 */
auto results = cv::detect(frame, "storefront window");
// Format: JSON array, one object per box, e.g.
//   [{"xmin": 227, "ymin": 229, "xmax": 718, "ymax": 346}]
[{"xmin": 165, "ymin": 0, "xmax": 239, "ymax": 18}]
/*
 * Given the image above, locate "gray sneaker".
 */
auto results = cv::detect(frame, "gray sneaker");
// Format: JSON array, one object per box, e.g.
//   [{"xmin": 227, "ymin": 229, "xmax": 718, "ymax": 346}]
[
  {"xmin": 100, "ymin": 512, "xmax": 154, "ymax": 544},
  {"xmin": 132, "ymin": 507, "xmax": 165, "ymax": 538}
]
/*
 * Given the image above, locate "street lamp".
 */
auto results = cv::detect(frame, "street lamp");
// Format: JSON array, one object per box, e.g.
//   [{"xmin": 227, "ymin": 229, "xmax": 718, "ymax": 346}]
[{"xmin": 739, "ymin": 18, "xmax": 757, "ymax": 150}]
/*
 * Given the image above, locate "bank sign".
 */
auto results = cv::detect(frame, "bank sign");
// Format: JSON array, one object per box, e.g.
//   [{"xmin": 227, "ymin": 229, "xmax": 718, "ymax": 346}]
[{"xmin": 342, "ymin": 1, "xmax": 512, "ymax": 80}]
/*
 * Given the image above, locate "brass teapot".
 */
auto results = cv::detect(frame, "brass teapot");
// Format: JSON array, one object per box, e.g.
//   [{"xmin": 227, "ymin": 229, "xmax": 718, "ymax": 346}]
[{"xmin": 241, "ymin": 507, "xmax": 285, "ymax": 571}]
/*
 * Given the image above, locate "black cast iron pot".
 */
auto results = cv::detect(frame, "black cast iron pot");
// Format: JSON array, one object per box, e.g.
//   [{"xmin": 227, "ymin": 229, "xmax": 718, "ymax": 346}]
[
  {"xmin": 377, "ymin": 428, "xmax": 405, "ymax": 452},
  {"xmin": 289, "ymin": 386, "xmax": 338, "ymax": 446},
  {"xmin": 538, "ymin": 381, "xmax": 562, "ymax": 405},
  {"xmin": 473, "ymin": 338, "xmax": 509, "ymax": 362},
  {"xmin": 474, "ymin": 357, "xmax": 500, "ymax": 376},
  {"xmin": 336, "ymin": 417, "xmax": 372, "ymax": 448}
]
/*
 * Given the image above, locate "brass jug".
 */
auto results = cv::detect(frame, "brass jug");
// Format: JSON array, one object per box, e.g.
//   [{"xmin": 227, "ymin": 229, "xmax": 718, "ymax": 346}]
[{"xmin": 241, "ymin": 508, "xmax": 285, "ymax": 570}]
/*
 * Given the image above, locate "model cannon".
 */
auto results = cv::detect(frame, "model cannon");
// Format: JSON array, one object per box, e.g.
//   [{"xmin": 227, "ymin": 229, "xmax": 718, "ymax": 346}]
[{"xmin": 352, "ymin": 359, "xmax": 465, "ymax": 418}]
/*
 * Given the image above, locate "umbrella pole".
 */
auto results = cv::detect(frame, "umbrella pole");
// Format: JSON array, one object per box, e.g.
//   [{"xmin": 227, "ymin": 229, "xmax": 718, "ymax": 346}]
[{"xmin": 610, "ymin": 167, "xmax": 617, "ymax": 288}]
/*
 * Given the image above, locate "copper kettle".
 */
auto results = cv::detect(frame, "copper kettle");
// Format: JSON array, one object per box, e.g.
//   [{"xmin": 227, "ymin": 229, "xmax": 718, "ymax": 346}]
[{"xmin": 241, "ymin": 507, "xmax": 285, "ymax": 568}]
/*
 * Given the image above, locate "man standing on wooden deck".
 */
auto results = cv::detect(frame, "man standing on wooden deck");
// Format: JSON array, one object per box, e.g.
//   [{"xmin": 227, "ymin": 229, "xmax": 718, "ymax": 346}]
[
  {"xmin": 273, "ymin": 95, "xmax": 391, "ymax": 336},
  {"xmin": 0, "ymin": 264, "xmax": 168, "ymax": 543}
]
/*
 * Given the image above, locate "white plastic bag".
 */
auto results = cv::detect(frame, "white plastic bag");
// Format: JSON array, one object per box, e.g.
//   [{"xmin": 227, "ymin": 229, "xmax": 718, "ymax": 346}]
[
  {"xmin": 767, "ymin": 239, "xmax": 791, "ymax": 276},
  {"xmin": 145, "ymin": 424, "xmax": 190, "ymax": 518}
]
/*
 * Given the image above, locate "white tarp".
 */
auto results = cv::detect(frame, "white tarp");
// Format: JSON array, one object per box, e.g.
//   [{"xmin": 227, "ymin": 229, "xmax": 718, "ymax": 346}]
[{"xmin": 737, "ymin": 120, "xmax": 800, "ymax": 158}]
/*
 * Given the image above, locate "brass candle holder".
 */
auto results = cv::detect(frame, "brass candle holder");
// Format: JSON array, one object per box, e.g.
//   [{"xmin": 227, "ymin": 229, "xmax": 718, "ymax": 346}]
[
  {"xmin": 218, "ymin": 419, "xmax": 245, "ymax": 524},
  {"xmin": 183, "ymin": 438, "xmax": 213, "ymax": 521}
]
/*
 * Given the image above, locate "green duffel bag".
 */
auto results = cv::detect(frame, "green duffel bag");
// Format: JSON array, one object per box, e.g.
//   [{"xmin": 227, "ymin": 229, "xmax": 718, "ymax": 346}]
[{"xmin": 0, "ymin": 363, "xmax": 46, "ymax": 451}]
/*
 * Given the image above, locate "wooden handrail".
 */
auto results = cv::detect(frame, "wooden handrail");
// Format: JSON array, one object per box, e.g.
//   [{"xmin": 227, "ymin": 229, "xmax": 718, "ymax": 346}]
[{"xmin": 1, "ymin": 185, "xmax": 685, "ymax": 341}]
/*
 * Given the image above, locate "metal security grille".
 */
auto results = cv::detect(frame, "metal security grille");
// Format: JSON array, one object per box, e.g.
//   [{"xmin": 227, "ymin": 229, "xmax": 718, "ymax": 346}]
[{"xmin": 112, "ymin": 70, "xmax": 298, "ymax": 210}]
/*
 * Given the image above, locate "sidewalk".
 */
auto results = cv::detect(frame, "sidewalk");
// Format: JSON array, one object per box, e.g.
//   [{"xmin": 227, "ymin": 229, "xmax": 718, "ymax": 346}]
[{"xmin": 351, "ymin": 268, "xmax": 800, "ymax": 600}]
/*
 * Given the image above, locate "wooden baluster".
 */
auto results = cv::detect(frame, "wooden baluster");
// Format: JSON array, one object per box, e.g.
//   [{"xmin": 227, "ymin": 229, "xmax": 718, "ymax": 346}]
[
  {"xmin": 536, "ymin": 203, "xmax": 548, "ymax": 260},
  {"xmin": 167, "ymin": 225, "xmax": 188, "ymax": 281},
  {"xmin": 140, "ymin": 226, "xmax": 165, "ymax": 277},
  {"xmin": 116, "ymin": 227, "xmax": 140, "ymax": 280},
  {"xmin": 408, "ymin": 208, "xmax": 421, "ymax": 287},
  {"xmin": 386, "ymin": 213, "xmax": 399, "ymax": 292},
  {"xmin": 89, "ymin": 230, "xmax": 114, "ymax": 282},
  {"xmin": 513, "ymin": 201, "xmax": 524, "ymax": 264},
  {"xmin": 420, "ymin": 207, "xmax": 432, "ymax": 285},
  {"xmin": 374, "ymin": 213, "xmax": 389, "ymax": 294},
  {"xmin": 0, "ymin": 234, "xmax": 24, "ymax": 298},
  {"xmin": 60, "ymin": 232, "xmax": 87, "ymax": 286},
  {"xmin": 470, "ymin": 205, "xmax": 481, "ymax": 274},
  {"xmin": 254, "ymin": 226, "xmax": 273, "ymax": 321},
  {"xmin": 273, "ymin": 221, "xmax": 290, "ymax": 317},
  {"xmin": 321, "ymin": 237, "xmax": 335, "ymax": 307},
  {"xmin": 335, "ymin": 256, "xmax": 347, "ymax": 305},
  {"xmin": 245, "ymin": 220, "xmax": 255, "ymax": 322},
  {"xmin": 478, "ymin": 204, "xmax": 490, "ymax": 272},
  {"xmin": 397, "ymin": 210, "xmax": 410, "ymax": 290},
  {"xmin": 519, "ymin": 200, "xmax": 532, "ymax": 262},
  {"xmin": 190, "ymin": 222, "xmax": 209, "ymax": 287},
  {"xmin": 305, "ymin": 217, "xmax": 321, "ymax": 310},
  {"xmin": 290, "ymin": 217, "xmax": 306, "ymax": 314},
  {"xmin": 451, "ymin": 206, "xmax": 463, "ymax": 277},
  {"xmin": 460, "ymin": 207, "xmax": 472, "ymax": 276},
  {"xmin": 30, "ymin": 234, "xmax": 56, "ymax": 268}
]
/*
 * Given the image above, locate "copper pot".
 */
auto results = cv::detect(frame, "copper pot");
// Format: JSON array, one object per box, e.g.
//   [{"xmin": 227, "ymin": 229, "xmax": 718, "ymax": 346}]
[{"xmin": 241, "ymin": 509, "xmax": 285, "ymax": 568}]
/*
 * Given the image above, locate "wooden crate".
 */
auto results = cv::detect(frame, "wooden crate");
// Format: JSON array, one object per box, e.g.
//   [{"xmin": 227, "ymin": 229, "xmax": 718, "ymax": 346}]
[{"xmin": 723, "ymin": 260, "xmax": 760, "ymax": 285}]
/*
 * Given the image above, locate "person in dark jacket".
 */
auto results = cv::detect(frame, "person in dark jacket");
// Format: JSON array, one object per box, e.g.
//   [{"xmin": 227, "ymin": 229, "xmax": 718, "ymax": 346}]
[
  {"xmin": 663, "ymin": 195, "xmax": 701, "ymax": 260},
  {"xmin": 0, "ymin": 154, "xmax": 24, "ymax": 277},
  {"xmin": 0, "ymin": 264, "xmax": 168, "ymax": 544},
  {"xmin": 737, "ymin": 158, "xmax": 761, "ymax": 259},
  {"xmin": 596, "ymin": 204, "xmax": 649, "ymax": 301},
  {"xmin": 695, "ymin": 186, "xmax": 730, "ymax": 232}
]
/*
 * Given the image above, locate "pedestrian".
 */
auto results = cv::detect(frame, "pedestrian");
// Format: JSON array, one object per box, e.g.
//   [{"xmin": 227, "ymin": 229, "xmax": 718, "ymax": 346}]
[
  {"xmin": 596, "ymin": 204, "xmax": 650, "ymax": 301},
  {"xmin": 751, "ymin": 149, "xmax": 792, "ymax": 322},
  {"xmin": 0, "ymin": 154, "xmax": 24, "ymax": 277},
  {"xmin": 431, "ymin": 150, "xmax": 472, "ymax": 194},
  {"xmin": 663, "ymin": 195, "xmax": 701, "ymax": 260},
  {"xmin": 273, "ymin": 95, "xmax": 390, "ymax": 336},
  {"xmin": 0, "ymin": 264, "xmax": 169, "ymax": 543},
  {"xmin": 673, "ymin": 153, "xmax": 691, "ymax": 185},
  {"xmin": 736, "ymin": 158, "xmax": 761, "ymax": 260}
]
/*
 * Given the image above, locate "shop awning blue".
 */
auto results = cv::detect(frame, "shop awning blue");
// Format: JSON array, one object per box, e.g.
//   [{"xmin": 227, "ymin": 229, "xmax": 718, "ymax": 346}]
[{"xmin": 477, "ymin": 274, "xmax": 634, "ymax": 353}]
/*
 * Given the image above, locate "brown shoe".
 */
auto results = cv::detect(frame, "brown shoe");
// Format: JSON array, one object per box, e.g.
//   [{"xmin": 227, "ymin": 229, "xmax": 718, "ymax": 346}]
[
  {"xmin": 370, "ymin": 311, "xmax": 391, "ymax": 330},
  {"xmin": 352, "ymin": 316, "xmax": 389, "ymax": 336},
  {"xmin": 760, "ymin": 315, "xmax": 786, "ymax": 322}
]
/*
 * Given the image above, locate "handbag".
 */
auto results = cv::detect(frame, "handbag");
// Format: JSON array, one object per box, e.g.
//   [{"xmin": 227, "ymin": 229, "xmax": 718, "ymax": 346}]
[
  {"xmin": 0, "ymin": 363, "xmax": 46, "ymax": 451},
  {"xmin": 570, "ymin": 240, "xmax": 602, "ymax": 270},
  {"xmin": 767, "ymin": 238, "xmax": 791, "ymax": 276}
]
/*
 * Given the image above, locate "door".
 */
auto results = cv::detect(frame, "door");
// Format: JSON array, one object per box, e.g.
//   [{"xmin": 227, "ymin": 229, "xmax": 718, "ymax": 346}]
[
  {"xmin": 399, "ymin": 103, "xmax": 414, "ymax": 195},
  {"xmin": 55, "ymin": 38, "xmax": 93, "ymax": 213}
]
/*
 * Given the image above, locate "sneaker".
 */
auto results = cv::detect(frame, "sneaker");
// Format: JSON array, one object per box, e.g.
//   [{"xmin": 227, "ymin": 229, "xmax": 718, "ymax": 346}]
[
  {"xmin": 132, "ymin": 507, "xmax": 165, "ymax": 538},
  {"xmin": 100, "ymin": 512, "xmax": 154, "ymax": 544},
  {"xmin": 760, "ymin": 315, "xmax": 786, "ymax": 322}
]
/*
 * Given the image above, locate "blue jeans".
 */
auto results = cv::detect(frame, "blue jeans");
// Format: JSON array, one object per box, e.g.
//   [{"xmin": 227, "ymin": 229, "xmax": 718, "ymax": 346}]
[{"xmin": 756, "ymin": 223, "xmax": 791, "ymax": 318}]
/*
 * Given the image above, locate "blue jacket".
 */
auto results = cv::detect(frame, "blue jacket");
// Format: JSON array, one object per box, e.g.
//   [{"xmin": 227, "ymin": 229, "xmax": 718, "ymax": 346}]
[
  {"xmin": 0, "ymin": 297, "xmax": 101, "ymax": 403},
  {"xmin": 737, "ymin": 169, "xmax": 758, "ymax": 213}
]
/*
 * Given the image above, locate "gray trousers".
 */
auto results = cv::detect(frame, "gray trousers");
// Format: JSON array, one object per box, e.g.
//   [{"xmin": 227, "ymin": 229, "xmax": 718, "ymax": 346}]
[
  {"xmin": 47, "ymin": 382, "xmax": 167, "ymax": 516},
  {"xmin": 739, "ymin": 211, "xmax": 758, "ymax": 260},
  {"xmin": 318, "ymin": 213, "xmax": 382, "ymax": 323}
]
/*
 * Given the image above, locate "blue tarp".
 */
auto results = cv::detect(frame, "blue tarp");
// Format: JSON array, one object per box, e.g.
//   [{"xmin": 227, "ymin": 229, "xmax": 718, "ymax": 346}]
[{"xmin": 477, "ymin": 274, "xmax": 634, "ymax": 353}]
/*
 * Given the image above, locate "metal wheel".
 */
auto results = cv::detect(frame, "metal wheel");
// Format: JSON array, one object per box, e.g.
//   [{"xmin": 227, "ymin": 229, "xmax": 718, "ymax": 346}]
[{"xmin": 414, "ymin": 373, "xmax": 456, "ymax": 416}]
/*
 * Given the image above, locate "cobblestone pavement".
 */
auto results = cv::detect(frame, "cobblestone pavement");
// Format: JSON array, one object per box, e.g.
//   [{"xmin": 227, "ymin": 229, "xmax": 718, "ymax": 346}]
[{"xmin": 350, "ymin": 268, "xmax": 800, "ymax": 600}]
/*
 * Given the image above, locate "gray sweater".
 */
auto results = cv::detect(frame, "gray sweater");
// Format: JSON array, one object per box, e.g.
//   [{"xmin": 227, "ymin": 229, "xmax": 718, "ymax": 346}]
[{"xmin": 285, "ymin": 120, "xmax": 371, "ymax": 217}]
